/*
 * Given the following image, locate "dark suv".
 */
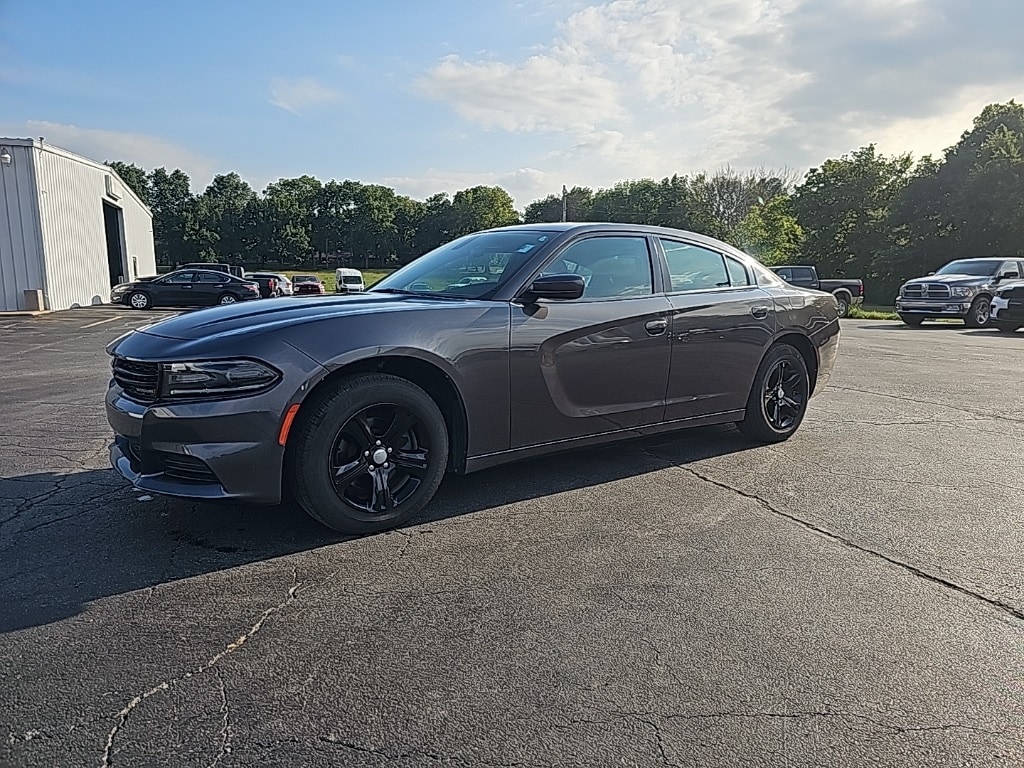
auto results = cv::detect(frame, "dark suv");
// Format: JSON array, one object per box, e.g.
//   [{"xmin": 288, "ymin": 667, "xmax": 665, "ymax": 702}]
[{"xmin": 895, "ymin": 257, "xmax": 1024, "ymax": 327}]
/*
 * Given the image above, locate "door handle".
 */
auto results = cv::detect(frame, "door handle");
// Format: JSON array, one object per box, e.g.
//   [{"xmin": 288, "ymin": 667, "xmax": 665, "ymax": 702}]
[
  {"xmin": 750, "ymin": 305, "xmax": 769, "ymax": 319},
  {"xmin": 645, "ymin": 318, "xmax": 668, "ymax": 335}
]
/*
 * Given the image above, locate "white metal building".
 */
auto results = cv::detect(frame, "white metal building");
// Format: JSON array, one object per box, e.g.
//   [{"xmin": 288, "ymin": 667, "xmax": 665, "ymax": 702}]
[{"xmin": 0, "ymin": 137, "xmax": 156, "ymax": 312}]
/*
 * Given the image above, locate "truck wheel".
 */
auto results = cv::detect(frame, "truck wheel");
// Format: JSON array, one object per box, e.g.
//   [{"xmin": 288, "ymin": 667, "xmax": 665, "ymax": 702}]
[
  {"xmin": 964, "ymin": 296, "xmax": 991, "ymax": 328},
  {"xmin": 833, "ymin": 292, "xmax": 850, "ymax": 317},
  {"xmin": 898, "ymin": 314, "xmax": 924, "ymax": 326}
]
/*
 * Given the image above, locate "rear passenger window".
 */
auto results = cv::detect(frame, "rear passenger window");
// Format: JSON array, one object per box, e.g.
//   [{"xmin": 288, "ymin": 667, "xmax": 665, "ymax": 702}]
[
  {"xmin": 725, "ymin": 257, "xmax": 751, "ymax": 286},
  {"xmin": 660, "ymin": 240, "xmax": 730, "ymax": 292}
]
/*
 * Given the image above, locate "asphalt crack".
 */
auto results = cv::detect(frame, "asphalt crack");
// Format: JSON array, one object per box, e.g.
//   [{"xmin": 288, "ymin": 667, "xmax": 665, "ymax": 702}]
[
  {"xmin": 207, "ymin": 670, "xmax": 231, "ymax": 768},
  {"xmin": 100, "ymin": 567, "xmax": 303, "ymax": 768},
  {"xmin": 646, "ymin": 450, "xmax": 1024, "ymax": 624}
]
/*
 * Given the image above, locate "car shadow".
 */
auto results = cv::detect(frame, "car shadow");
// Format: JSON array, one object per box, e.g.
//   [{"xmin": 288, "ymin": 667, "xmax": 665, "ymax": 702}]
[{"xmin": 0, "ymin": 425, "xmax": 752, "ymax": 633}]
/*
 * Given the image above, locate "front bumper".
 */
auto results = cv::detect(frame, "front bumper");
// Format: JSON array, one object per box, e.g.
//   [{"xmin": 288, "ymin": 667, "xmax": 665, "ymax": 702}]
[
  {"xmin": 106, "ymin": 387, "xmax": 287, "ymax": 503},
  {"xmin": 991, "ymin": 295, "xmax": 1024, "ymax": 323},
  {"xmin": 894, "ymin": 297, "xmax": 973, "ymax": 316}
]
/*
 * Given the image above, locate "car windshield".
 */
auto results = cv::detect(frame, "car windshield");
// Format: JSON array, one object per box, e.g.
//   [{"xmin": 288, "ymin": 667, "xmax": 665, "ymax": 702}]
[
  {"xmin": 342, "ymin": 276, "xmax": 362, "ymax": 284},
  {"xmin": 372, "ymin": 230, "xmax": 559, "ymax": 298},
  {"xmin": 934, "ymin": 260, "xmax": 1001, "ymax": 276},
  {"xmin": 292, "ymin": 275, "xmax": 318, "ymax": 283}
]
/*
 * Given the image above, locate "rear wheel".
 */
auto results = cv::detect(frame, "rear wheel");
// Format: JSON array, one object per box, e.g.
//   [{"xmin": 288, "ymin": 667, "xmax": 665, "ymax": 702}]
[
  {"xmin": 964, "ymin": 296, "xmax": 991, "ymax": 328},
  {"xmin": 898, "ymin": 314, "xmax": 925, "ymax": 326},
  {"xmin": 287, "ymin": 374, "xmax": 449, "ymax": 535},
  {"xmin": 127, "ymin": 291, "xmax": 151, "ymax": 310},
  {"xmin": 218, "ymin": 293, "xmax": 238, "ymax": 305},
  {"xmin": 833, "ymin": 292, "xmax": 850, "ymax": 317},
  {"xmin": 736, "ymin": 344, "xmax": 810, "ymax": 443}
]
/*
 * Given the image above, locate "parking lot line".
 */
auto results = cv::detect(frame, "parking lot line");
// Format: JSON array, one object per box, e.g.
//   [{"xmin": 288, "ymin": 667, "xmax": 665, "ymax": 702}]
[{"xmin": 80, "ymin": 316, "xmax": 122, "ymax": 329}]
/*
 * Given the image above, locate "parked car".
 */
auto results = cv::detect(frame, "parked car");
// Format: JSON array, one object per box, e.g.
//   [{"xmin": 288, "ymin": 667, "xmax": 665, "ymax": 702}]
[
  {"xmin": 895, "ymin": 257, "xmax": 1024, "ymax": 327},
  {"xmin": 770, "ymin": 265, "xmax": 864, "ymax": 317},
  {"xmin": 176, "ymin": 262, "xmax": 245, "ymax": 279},
  {"xmin": 110, "ymin": 269, "xmax": 261, "ymax": 309},
  {"xmin": 104, "ymin": 223, "xmax": 840, "ymax": 534},
  {"xmin": 247, "ymin": 274, "xmax": 280, "ymax": 299},
  {"xmin": 990, "ymin": 278, "xmax": 1024, "ymax": 333},
  {"xmin": 250, "ymin": 272, "xmax": 292, "ymax": 296},
  {"xmin": 292, "ymin": 274, "xmax": 326, "ymax": 295},
  {"xmin": 335, "ymin": 267, "xmax": 365, "ymax": 293}
]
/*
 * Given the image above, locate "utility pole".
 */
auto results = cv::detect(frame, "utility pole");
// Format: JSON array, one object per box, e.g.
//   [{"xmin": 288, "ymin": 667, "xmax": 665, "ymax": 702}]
[{"xmin": 561, "ymin": 185, "xmax": 568, "ymax": 222}]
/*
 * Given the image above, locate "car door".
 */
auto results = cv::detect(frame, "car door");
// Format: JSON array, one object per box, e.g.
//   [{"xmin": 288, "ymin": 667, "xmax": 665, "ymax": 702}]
[
  {"xmin": 656, "ymin": 238, "xmax": 777, "ymax": 421},
  {"xmin": 156, "ymin": 272, "xmax": 196, "ymax": 306},
  {"xmin": 194, "ymin": 271, "xmax": 229, "ymax": 304},
  {"xmin": 509, "ymin": 234, "xmax": 673, "ymax": 449}
]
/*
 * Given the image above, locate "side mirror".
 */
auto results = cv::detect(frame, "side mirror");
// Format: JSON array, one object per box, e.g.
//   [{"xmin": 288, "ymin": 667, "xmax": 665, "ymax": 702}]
[
  {"xmin": 999, "ymin": 272, "xmax": 1019, "ymax": 281},
  {"xmin": 927, "ymin": 271, "xmax": 935, "ymax": 276},
  {"xmin": 524, "ymin": 273, "xmax": 585, "ymax": 301}
]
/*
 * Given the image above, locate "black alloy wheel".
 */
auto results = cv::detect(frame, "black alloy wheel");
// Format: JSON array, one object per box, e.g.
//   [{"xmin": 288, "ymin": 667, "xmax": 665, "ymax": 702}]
[
  {"xmin": 288, "ymin": 373, "xmax": 448, "ymax": 534},
  {"xmin": 736, "ymin": 343, "xmax": 810, "ymax": 442}
]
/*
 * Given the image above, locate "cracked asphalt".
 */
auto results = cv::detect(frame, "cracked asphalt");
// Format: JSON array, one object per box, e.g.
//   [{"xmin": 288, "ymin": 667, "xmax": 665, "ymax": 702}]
[{"xmin": 1, "ymin": 310, "xmax": 1023, "ymax": 767}]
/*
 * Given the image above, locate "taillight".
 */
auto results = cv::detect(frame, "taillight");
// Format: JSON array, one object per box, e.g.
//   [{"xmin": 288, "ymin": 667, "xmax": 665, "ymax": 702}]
[{"xmin": 859, "ymin": 284, "xmax": 864, "ymax": 296}]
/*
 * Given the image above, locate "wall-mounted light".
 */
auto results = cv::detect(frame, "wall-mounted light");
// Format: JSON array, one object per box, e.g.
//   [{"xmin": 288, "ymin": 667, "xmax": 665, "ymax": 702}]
[{"xmin": 0, "ymin": 147, "xmax": 11, "ymax": 166}]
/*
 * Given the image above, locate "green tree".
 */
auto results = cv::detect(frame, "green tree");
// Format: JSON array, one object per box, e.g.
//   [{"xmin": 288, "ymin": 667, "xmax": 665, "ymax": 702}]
[
  {"xmin": 524, "ymin": 186, "xmax": 594, "ymax": 222},
  {"xmin": 735, "ymin": 195, "xmax": 804, "ymax": 265},
  {"xmin": 105, "ymin": 161, "xmax": 151, "ymax": 205},
  {"xmin": 448, "ymin": 185, "xmax": 521, "ymax": 236},
  {"xmin": 147, "ymin": 167, "xmax": 196, "ymax": 267}
]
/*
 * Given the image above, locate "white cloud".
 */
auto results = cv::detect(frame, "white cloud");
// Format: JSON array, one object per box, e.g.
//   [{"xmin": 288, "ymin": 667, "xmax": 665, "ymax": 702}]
[
  {"xmin": 383, "ymin": 167, "xmax": 557, "ymax": 209},
  {"xmin": 268, "ymin": 77, "xmax": 341, "ymax": 115},
  {"xmin": 0, "ymin": 120, "xmax": 217, "ymax": 190}
]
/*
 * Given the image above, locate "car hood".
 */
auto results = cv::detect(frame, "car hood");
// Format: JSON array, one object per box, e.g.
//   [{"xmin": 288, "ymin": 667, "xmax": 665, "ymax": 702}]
[
  {"xmin": 904, "ymin": 274, "xmax": 993, "ymax": 286},
  {"xmin": 135, "ymin": 292, "xmax": 474, "ymax": 341}
]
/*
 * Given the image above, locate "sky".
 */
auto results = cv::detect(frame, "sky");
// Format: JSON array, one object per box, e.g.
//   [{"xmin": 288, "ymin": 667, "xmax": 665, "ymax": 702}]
[{"xmin": 3, "ymin": 0, "xmax": 1023, "ymax": 210}]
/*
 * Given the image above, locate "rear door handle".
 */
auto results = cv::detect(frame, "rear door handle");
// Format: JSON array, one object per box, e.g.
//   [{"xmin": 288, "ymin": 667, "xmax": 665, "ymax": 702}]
[
  {"xmin": 645, "ymin": 318, "xmax": 668, "ymax": 335},
  {"xmin": 750, "ymin": 305, "xmax": 769, "ymax": 320}
]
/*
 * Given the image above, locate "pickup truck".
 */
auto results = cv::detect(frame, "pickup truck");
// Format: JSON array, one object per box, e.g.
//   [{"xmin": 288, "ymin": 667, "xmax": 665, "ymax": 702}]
[
  {"xmin": 769, "ymin": 265, "xmax": 865, "ymax": 317},
  {"xmin": 895, "ymin": 257, "xmax": 1024, "ymax": 328}
]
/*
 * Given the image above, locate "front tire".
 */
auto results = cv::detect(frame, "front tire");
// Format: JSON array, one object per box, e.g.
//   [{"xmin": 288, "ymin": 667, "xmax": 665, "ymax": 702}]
[
  {"xmin": 736, "ymin": 343, "xmax": 810, "ymax": 443},
  {"xmin": 964, "ymin": 296, "xmax": 991, "ymax": 328},
  {"xmin": 898, "ymin": 314, "xmax": 925, "ymax": 326},
  {"xmin": 127, "ymin": 291, "xmax": 151, "ymax": 310},
  {"xmin": 287, "ymin": 374, "xmax": 449, "ymax": 535}
]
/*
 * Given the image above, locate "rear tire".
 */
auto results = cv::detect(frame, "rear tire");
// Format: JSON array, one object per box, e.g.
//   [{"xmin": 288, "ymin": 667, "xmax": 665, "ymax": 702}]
[
  {"xmin": 218, "ymin": 293, "xmax": 238, "ymax": 305},
  {"xmin": 736, "ymin": 343, "xmax": 810, "ymax": 443},
  {"xmin": 287, "ymin": 374, "xmax": 449, "ymax": 535},
  {"xmin": 898, "ymin": 314, "xmax": 925, "ymax": 326},
  {"xmin": 833, "ymin": 293, "xmax": 850, "ymax": 317},
  {"xmin": 127, "ymin": 291, "xmax": 151, "ymax": 310},
  {"xmin": 964, "ymin": 296, "xmax": 991, "ymax": 328}
]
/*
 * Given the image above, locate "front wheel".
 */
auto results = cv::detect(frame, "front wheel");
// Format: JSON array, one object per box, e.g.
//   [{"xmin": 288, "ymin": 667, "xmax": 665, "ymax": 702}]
[
  {"xmin": 127, "ymin": 291, "xmax": 151, "ymax": 310},
  {"xmin": 736, "ymin": 343, "xmax": 810, "ymax": 443},
  {"xmin": 964, "ymin": 296, "xmax": 991, "ymax": 328},
  {"xmin": 287, "ymin": 374, "xmax": 449, "ymax": 535}
]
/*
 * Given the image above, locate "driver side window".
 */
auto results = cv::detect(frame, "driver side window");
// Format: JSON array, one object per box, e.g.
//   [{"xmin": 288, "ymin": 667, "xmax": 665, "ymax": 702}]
[
  {"xmin": 546, "ymin": 236, "xmax": 653, "ymax": 299},
  {"xmin": 163, "ymin": 272, "xmax": 195, "ymax": 283}
]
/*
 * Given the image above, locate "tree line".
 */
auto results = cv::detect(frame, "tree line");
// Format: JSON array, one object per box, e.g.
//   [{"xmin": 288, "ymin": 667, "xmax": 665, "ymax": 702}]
[{"xmin": 109, "ymin": 100, "xmax": 1024, "ymax": 302}]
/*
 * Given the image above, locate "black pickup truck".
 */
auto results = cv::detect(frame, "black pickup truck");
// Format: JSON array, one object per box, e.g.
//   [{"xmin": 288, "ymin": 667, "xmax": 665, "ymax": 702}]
[{"xmin": 770, "ymin": 265, "xmax": 865, "ymax": 317}]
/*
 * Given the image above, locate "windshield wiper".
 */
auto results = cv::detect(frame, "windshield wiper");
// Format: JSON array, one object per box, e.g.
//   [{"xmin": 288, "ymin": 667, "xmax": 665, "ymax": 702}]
[{"xmin": 370, "ymin": 288, "xmax": 422, "ymax": 295}]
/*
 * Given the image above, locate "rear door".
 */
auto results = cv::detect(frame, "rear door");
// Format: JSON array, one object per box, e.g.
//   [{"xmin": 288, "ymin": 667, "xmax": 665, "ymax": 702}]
[
  {"xmin": 657, "ymin": 238, "xmax": 777, "ymax": 421},
  {"xmin": 194, "ymin": 271, "xmax": 230, "ymax": 304}
]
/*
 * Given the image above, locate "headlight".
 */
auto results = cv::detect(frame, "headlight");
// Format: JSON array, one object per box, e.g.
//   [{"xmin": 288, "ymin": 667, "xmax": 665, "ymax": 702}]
[
  {"xmin": 161, "ymin": 359, "xmax": 281, "ymax": 398},
  {"xmin": 111, "ymin": 285, "xmax": 130, "ymax": 294},
  {"xmin": 951, "ymin": 286, "xmax": 975, "ymax": 297}
]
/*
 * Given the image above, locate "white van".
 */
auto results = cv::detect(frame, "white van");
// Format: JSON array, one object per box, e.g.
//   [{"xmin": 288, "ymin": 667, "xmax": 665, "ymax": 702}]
[{"xmin": 334, "ymin": 267, "xmax": 365, "ymax": 293}]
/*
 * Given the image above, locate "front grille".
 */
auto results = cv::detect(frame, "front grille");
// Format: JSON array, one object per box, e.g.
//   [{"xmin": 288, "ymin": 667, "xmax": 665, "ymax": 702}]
[
  {"xmin": 112, "ymin": 356, "xmax": 160, "ymax": 403},
  {"xmin": 903, "ymin": 283, "xmax": 951, "ymax": 299}
]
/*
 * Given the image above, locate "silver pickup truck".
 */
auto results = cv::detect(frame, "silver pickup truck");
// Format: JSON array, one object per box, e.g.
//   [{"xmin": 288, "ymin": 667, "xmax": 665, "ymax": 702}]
[{"xmin": 895, "ymin": 257, "xmax": 1024, "ymax": 327}]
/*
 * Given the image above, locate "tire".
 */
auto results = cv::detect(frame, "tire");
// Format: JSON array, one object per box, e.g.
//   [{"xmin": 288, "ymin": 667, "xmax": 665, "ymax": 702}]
[
  {"xmin": 833, "ymin": 292, "xmax": 850, "ymax": 317},
  {"xmin": 218, "ymin": 293, "xmax": 239, "ymax": 305},
  {"xmin": 127, "ymin": 291, "xmax": 151, "ymax": 310},
  {"xmin": 994, "ymin": 321, "xmax": 1021, "ymax": 334},
  {"xmin": 964, "ymin": 296, "xmax": 991, "ymax": 328},
  {"xmin": 736, "ymin": 343, "xmax": 810, "ymax": 443},
  {"xmin": 287, "ymin": 374, "xmax": 449, "ymax": 535},
  {"xmin": 898, "ymin": 314, "xmax": 925, "ymax": 326}
]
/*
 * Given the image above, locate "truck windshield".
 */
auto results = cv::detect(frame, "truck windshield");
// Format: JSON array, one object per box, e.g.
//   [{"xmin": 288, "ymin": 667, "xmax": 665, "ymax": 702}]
[{"xmin": 934, "ymin": 260, "xmax": 1001, "ymax": 276}]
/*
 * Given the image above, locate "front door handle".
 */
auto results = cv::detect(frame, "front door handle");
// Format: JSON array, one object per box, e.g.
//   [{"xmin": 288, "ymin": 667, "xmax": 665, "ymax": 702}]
[
  {"xmin": 645, "ymin": 318, "xmax": 668, "ymax": 335},
  {"xmin": 750, "ymin": 305, "xmax": 770, "ymax": 320}
]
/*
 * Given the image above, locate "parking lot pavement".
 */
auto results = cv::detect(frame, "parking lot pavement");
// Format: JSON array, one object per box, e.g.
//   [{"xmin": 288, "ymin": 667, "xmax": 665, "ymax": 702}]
[{"xmin": 1, "ymin": 316, "xmax": 1022, "ymax": 767}]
